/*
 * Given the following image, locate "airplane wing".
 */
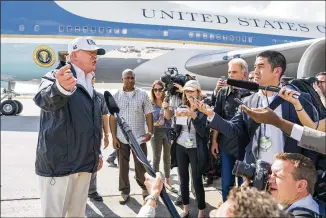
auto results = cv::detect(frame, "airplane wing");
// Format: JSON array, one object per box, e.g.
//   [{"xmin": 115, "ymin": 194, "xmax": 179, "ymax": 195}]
[{"xmin": 185, "ymin": 37, "xmax": 326, "ymax": 79}]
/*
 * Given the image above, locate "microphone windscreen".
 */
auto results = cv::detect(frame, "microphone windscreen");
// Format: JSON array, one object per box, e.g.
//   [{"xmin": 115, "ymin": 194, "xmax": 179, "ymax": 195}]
[
  {"xmin": 104, "ymin": 91, "xmax": 120, "ymax": 114},
  {"xmin": 227, "ymin": 79, "xmax": 259, "ymax": 91}
]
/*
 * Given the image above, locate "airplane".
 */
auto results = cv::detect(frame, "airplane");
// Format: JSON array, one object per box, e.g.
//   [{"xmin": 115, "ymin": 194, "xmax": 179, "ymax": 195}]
[{"xmin": 1, "ymin": 1, "xmax": 325, "ymax": 116}]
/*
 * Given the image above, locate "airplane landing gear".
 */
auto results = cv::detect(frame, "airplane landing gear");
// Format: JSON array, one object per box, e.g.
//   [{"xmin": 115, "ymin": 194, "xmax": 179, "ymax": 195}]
[{"xmin": 1, "ymin": 81, "xmax": 23, "ymax": 116}]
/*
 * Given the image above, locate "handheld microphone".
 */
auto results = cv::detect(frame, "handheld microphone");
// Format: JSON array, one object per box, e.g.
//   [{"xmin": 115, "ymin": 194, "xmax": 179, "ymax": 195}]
[
  {"xmin": 103, "ymin": 91, "xmax": 180, "ymax": 218},
  {"xmin": 227, "ymin": 79, "xmax": 299, "ymax": 99}
]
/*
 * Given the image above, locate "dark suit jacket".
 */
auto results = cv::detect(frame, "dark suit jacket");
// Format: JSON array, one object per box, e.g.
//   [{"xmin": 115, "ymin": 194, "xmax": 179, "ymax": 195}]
[{"xmin": 208, "ymin": 87, "xmax": 319, "ymax": 165}]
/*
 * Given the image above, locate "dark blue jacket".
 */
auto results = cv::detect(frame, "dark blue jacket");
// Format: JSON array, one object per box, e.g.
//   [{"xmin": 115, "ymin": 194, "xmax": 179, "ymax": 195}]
[
  {"xmin": 33, "ymin": 64, "xmax": 102, "ymax": 177},
  {"xmin": 208, "ymin": 87, "xmax": 319, "ymax": 166}
]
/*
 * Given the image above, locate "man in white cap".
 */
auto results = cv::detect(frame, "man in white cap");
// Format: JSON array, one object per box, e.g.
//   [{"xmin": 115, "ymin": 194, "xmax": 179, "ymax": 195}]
[{"xmin": 33, "ymin": 37, "xmax": 106, "ymax": 217}]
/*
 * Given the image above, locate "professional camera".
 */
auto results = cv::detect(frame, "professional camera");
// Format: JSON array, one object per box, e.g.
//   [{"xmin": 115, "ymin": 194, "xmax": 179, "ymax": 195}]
[
  {"xmin": 232, "ymin": 159, "xmax": 271, "ymax": 191},
  {"xmin": 160, "ymin": 67, "xmax": 191, "ymax": 95}
]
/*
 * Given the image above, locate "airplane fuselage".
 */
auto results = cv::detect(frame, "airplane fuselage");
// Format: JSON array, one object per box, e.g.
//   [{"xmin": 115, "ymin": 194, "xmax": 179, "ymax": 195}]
[{"xmin": 1, "ymin": 1, "xmax": 325, "ymax": 90}]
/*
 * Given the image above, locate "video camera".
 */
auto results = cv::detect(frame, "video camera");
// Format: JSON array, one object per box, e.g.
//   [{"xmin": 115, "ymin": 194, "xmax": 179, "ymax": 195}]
[
  {"xmin": 232, "ymin": 159, "xmax": 271, "ymax": 191},
  {"xmin": 160, "ymin": 67, "xmax": 191, "ymax": 95}
]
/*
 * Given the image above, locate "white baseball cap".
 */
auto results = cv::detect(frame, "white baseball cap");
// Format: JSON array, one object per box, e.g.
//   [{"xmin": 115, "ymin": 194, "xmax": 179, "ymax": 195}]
[{"xmin": 68, "ymin": 37, "xmax": 106, "ymax": 55}]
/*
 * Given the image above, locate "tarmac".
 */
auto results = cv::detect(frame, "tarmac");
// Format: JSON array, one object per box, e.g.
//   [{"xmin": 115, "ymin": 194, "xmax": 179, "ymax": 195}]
[{"xmin": 1, "ymin": 98, "xmax": 223, "ymax": 217}]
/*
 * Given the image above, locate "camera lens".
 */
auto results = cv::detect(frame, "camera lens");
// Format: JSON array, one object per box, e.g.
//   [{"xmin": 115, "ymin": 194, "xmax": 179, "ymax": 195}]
[{"xmin": 232, "ymin": 160, "xmax": 256, "ymax": 180}]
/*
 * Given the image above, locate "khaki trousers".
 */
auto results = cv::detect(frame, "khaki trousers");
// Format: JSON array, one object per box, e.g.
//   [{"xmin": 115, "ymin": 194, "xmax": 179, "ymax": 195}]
[{"xmin": 39, "ymin": 172, "xmax": 92, "ymax": 217}]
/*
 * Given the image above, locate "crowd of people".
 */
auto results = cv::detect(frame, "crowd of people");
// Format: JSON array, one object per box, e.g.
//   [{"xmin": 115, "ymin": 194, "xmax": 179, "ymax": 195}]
[{"xmin": 33, "ymin": 37, "xmax": 326, "ymax": 218}]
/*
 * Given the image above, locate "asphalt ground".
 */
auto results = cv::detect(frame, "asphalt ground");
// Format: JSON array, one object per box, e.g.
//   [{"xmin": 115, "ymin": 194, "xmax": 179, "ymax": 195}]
[{"xmin": 1, "ymin": 98, "xmax": 222, "ymax": 217}]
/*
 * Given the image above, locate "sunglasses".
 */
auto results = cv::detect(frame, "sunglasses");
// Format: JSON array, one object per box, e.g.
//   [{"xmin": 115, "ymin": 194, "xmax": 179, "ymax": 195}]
[{"xmin": 153, "ymin": 88, "xmax": 163, "ymax": 92}]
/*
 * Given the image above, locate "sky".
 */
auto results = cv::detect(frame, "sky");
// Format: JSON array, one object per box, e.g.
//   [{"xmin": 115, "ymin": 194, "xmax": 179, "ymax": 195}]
[{"xmin": 171, "ymin": 1, "xmax": 325, "ymax": 23}]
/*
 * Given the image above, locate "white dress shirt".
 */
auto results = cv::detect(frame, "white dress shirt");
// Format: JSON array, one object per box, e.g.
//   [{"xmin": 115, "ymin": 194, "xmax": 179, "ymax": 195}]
[{"xmin": 56, "ymin": 64, "xmax": 94, "ymax": 97}]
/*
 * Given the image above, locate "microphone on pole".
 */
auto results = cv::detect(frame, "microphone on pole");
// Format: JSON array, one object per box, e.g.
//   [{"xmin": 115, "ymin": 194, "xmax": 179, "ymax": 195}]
[
  {"xmin": 104, "ymin": 91, "xmax": 180, "ymax": 218},
  {"xmin": 227, "ymin": 79, "xmax": 300, "ymax": 99}
]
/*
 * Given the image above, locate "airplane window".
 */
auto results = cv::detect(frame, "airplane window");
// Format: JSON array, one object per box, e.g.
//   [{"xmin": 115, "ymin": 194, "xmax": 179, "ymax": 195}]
[
  {"xmin": 34, "ymin": 25, "xmax": 40, "ymax": 32},
  {"xmin": 196, "ymin": 33, "xmax": 201, "ymax": 38},
  {"xmin": 67, "ymin": 26, "xmax": 72, "ymax": 32},
  {"xmin": 122, "ymin": 28, "xmax": 127, "ymax": 34},
  {"xmin": 222, "ymin": 35, "xmax": 228, "ymax": 41},
  {"xmin": 216, "ymin": 34, "xmax": 221, "ymax": 40},
  {"xmin": 284, "ymin": 40, "xmax": 288, "ymax": 43},
  {"xmin": 99, "ymin": 27, "xmax": 104, "ymax": 33},
  {"xmin": 242, "ymin": 36, "xmax": 247, "ymax": 42},
  {"xmin": 75, "ymin": 26, "xmax": 80, "ymax": 32},
  {"xmin": 210, "ymin": 34, "xmax": 214, "ymax": 40},
  {"xmin": 107, "ymin": 27, "xmax": 112, "ymax": 33},
  {"xmin": 189, "ymin": 32, "xmax": 194, "ymax": 38},
  {"xmin": 114, "ymin": 28, "xmax": 120, "ymax": 34},
  {"xmin": 19, "ymin": 25, "xmax": 25, "ymax": 32},
  {"xmin": 229, "ymin": 35, "xmax": 234, "ymax": 41},
  {"xmin": 83, "ymin": 26, "xmax": 88, "ymax": 33},
  {"xmin": 91, "ymin": 27, "xmax": 96, "ymax": 33},
  {"xmin": 163, "ymin": 30, "xmax": 168, "ymax": 36},
  {"xmin": 203, "ymin": 33, "xmax": 208, "ymax": 39},
  {"xmin": 59, "ymin": 25, "xmax": 64, "ymax": 32},
  {"xmin": 248, "ymin": 37, "xmax": 253, "ymax": 43},
  {"xmin": 272, "ymin": 39, "xmax": 276, "ymax": 44}
]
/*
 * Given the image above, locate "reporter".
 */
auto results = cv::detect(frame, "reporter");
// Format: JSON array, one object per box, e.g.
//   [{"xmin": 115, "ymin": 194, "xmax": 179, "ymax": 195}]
[
  {"xmin": 149, "ymin": 80, "xmax": 175, "ymax": 192},
  {"xmin": 278, "ymin": 88, "xmax": 326, "ymax": 132},
  {"xmin": 170, "ymin": 80, "xmax": 210, "ymax": 218}
]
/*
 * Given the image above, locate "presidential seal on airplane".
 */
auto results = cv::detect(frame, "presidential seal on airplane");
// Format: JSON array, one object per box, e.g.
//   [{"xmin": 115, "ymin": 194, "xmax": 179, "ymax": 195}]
[{"xmin": 33, "ymin": 45, "xmax": 56, "ymax": 68}]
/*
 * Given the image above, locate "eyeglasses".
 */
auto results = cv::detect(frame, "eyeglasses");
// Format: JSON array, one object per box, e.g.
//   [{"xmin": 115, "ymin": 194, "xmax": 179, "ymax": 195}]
[{"xmin": 153, "ymin": 88, "xmax": 163, "ymax": 92}]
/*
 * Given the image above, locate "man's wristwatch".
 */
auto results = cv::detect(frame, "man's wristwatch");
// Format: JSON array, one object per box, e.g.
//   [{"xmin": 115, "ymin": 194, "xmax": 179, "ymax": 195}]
[{"xmin": 144, "ymin": 194, "xmax": 159, "ymax": 206}]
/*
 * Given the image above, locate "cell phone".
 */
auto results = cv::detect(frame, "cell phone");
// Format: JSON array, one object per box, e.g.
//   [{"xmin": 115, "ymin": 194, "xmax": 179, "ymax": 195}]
[{"xmin": 234, "ymin": 98, "xmax": 251, "ymax": 109}]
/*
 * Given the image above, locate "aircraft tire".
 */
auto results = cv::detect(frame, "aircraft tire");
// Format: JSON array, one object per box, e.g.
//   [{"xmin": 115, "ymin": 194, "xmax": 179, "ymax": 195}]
[
  {"xmin": 13, "ymin": 100, "xmax": 23, "ymax": 115},
  {"xmin": 1, "ymin": 100, "xmax": 19, "ymax": 116}
]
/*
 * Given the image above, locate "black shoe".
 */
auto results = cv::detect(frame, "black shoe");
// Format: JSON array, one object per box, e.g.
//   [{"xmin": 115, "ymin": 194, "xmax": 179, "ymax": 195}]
[
  {"xmin": 203, "ymin": 176, "xmax": 213, "ymax": 187},
  {"xmin": 174, "ymin": 195, "xmax": 183, "ymax": 206},
  {"xmin": 88, "ymin": 192, "xmax": 103, "ymax": 202},
  {"xmin": 107, "ymin": 160, "xmax": 117, "ymax": 167}
]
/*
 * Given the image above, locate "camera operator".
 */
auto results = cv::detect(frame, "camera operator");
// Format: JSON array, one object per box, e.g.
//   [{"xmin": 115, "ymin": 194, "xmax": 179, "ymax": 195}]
[
  {"xmin": 239, "ymin": 105, "xmax": 326, "ymax": 217},
  {"xmin": 269, "ymin": 153, "xmax": 320, "ymax": 217},
  {"xmin": 170, "ymin": 80, "xmax": 210, "ymax": 218}
]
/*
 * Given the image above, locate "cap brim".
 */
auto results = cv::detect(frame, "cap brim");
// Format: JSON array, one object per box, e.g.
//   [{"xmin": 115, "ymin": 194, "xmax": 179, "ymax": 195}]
[
  {"xmin": 183, "ymin": 87, "xmax": 197, "ymax": 91},
  {"xmin": 96, "ymin": 48, "xmax": 106, "ymax": 55},
  {"xmin": 85, "ymin": 46, "xmax": 106, "ymax": 55}
]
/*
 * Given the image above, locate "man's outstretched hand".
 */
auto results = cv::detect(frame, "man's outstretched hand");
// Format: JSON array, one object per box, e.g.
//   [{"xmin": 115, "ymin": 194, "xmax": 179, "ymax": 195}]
[{"xmin": 240, "ymin": 104, "xmax": 282, "ymax": 127}]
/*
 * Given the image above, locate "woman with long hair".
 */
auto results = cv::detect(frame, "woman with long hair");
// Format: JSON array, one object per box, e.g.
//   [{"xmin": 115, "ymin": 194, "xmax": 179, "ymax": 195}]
[
  {"xmin": 171, "ymin": 80, "xmax": 210, "ymax": 218},
  {"xmin": 149, "ymin": 80, "xmax": 176, "ymax": 192}
]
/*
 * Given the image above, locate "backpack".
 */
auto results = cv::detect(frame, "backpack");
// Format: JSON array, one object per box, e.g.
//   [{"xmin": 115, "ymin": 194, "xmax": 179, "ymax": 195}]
[{"xmin": 289, "ymin": 207, "xmax": 324, "ymax": 218}]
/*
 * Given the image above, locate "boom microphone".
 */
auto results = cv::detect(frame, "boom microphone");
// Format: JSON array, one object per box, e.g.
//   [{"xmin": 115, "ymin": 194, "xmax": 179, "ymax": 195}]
[
  {"xmin": 227, "ymin": 79, "xmax": 299, "ymax": 98},
  {"xmin": 227, "ymin": 79, "xmax": 280, "ymax": 92},
  {"xmin": 103, "ymin": 91, "xmax": 180, "ymax": 218}
]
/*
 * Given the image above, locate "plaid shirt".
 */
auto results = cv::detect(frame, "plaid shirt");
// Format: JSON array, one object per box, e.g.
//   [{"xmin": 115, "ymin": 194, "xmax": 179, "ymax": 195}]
[{"xmin": 113, "ymin": 88, "xmax": 154, "ymax": 144}]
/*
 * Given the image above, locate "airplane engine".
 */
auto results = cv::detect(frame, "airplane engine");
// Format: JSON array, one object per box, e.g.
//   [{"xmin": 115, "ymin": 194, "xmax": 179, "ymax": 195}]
[{"xmin": 297, "ymin": 37, "xmax": 326, "ymax": 78}]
